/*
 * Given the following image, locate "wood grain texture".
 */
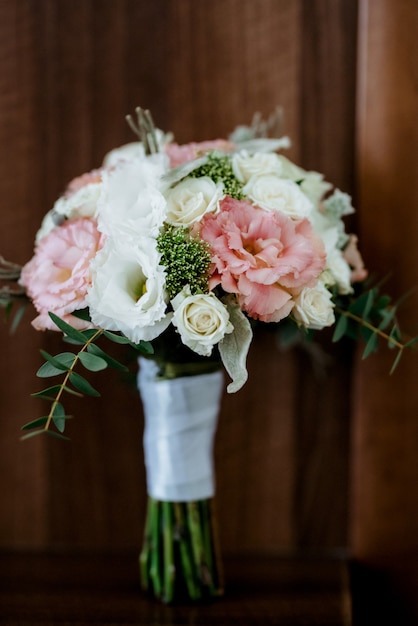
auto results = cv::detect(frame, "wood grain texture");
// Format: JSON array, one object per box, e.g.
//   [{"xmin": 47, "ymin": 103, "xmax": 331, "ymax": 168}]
[
  {"xmin": 0, "ymin": 0, "xmax": 358, "ymax": 553},
  {"xmin": 351, "ymin": 0, "xmax": 418, "ymax": 557}
]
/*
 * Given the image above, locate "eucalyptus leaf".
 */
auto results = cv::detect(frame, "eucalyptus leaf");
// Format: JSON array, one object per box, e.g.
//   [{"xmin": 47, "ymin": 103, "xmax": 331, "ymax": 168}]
[
  {"xmin": 78, "ymin": 351, "xmax": 108, "ymax": 372},
  {"xmin": 40, "ymin": 350, "xmax": 76, "ymax": 371},
  {"xmin": 20, "ymin": 430, "xmax": 47, "ymax": 441},
  {"xmin": 87, "ymin": 344, "xmax": 129, "ymax": 372},
  {"xmin": 390, "ymin": 350, "xmax": 403, "ymax": 375},
  {"xmin": 32, "ymin": 385, "xmax": 83, "ymax": 399},
  {"xmin": 21, "ymin": 417, "xmax": 49, "ymax": 430},
  {"xmin": 103, "ymin": 330, "xmax": 133, "ymax": 344},
  {"xmin": 52, "ymin": 402, "xmax": 67, "ymax": 433},
  {"xmin": 69, "ymin": 371, "xmax": 100, "ymax": 397},
  {"xmin": 332, "ymin": 314, "xmax": 348, "ymax": 342},
  {"xmin": 37, "ymin": 362, "xmax": 67, "ymax": 378},
  {"xmin": 362, "ymin": 332, "xmax": 378, "ymax": 359},
  {"xmin": 48, "ymin": 312, "xmax": 90, "ymax": 343}
]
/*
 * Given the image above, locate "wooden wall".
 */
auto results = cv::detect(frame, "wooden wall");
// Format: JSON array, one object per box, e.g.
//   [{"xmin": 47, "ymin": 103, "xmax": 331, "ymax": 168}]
[{"xmin": 0, "ymin": 0, "xmax": 416, "ymax": 565}]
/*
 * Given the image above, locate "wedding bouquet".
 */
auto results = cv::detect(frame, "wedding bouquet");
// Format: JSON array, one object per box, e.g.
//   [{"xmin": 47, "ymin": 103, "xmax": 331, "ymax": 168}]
[{"xmin": 1, "ymin": 108, "xmax": 416, "ymax": 603}]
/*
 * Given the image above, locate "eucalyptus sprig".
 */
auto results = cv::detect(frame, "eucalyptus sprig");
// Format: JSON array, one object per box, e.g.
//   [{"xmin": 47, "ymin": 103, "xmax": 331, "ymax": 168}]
[
  {"xmin": 333, "ymin": 284, "xmax": 418, "ymax": 373},
  {"xmin": 21, "ymin": 312, "xmax": 153, "ymax": 441}
]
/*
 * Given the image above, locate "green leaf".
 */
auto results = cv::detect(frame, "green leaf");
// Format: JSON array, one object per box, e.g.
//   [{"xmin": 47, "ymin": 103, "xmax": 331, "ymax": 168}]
[
  {"xmin": 20, "ymin": 430, "xmax": 47, "ymax": 441},
  {"xmin": 63, "ymin": 328, "xmax": 100, "ymax": 345},
  {"xmin": 69, "ymin": 371, "xmax": 100, "ymax": 397},
  {"xmin": 72, "ymin": 308, "xmax": 92, "ymax": 322},
  {"xmin": 87, "ymin": 344, "xmax": 129, "ymax": 372},
  {"xmin": 21, "ymin": 417, "xmax": 49, "ymax": 430},
  {"xmin": 78, "ymin": 351, "xmax": 108, "ymax": 372},
  {"xmin": 362, "ymin": 332, "xmax": 378, "ymax": 359},
  {"xmin": 219, "ymin": 296, "xmax": 252, "ymax": 393},
  {"xmin": 44, "ymin": 430, "xmax": 71, "ymax": 441},
  {"xmin": 32, "ymin": 385, "xmax": 83, "ymax": 400},
  {"xmin": 48, "ymin": 312, "xmax": 89, "ymax": 343},
  {"xmin": 405, "ymin": 336, "xmax": 418, "ymax": 349},
  {"xmin": 390, "ymin": 350, "xmax": 403, "ymax": 375},
  {"xmin": 332, "ymin": 314, "xmax": 348, "ymax": 342},
  {"xmin": 10, "ymin": 304, "xmax": 27, "ymax": 333},
  {"xmin": 103, "ymin": 330, "xmax": 132, "ymax": 344},
  {"xmin": 40, "ymin": 350, "xmax": 76, "ymax": 371},
  {"xmin": 378, "ymin": 307, "xmax": 397, "ymax": 331},
  {"xmin": 349, "ymin": 288, "xmax": 377, "ymax": 319},
  {"xmin": 37, "ymin": 361, "xmax": 67, "ymax": 378},
  {"xmin": 52, "ymin": 402, "xmax": 67, "ymax": 433},
  {"xmin": 136, "ymin": 341, "xmax": 154, "ymax": 355}
]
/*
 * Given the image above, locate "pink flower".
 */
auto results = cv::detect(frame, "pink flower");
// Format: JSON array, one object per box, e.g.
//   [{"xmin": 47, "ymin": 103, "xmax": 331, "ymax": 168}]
[
  {"xmin": 165, "ymin": 140, "xmax": 235, "ymax": 168},
  {"xmin": 343, "ymin": 234, "xmax": 368, "ymax": 284},
  {"xmin": 199, "ymin": 197, "xmax": 326, "ymax": 323},
  {"xmin": 65, "ymin": 169, "xmax": 103, "ymax": 196},
  {"xmin": 20, "ymin": 218, "xmax": 104, "ymax": 331}
]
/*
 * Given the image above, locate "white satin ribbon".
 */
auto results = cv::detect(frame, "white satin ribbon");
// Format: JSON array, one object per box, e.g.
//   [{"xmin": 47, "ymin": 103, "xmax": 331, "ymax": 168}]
[{"xmin": 137, "ymin": 358, "xmax": 224, "ymax": 502}]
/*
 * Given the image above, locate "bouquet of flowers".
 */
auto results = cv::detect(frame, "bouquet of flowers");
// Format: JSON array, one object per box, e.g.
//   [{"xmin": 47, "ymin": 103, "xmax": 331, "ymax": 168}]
[{"xmin": 1, "ymin": 108, "xmax": 416, "ymax": 603}]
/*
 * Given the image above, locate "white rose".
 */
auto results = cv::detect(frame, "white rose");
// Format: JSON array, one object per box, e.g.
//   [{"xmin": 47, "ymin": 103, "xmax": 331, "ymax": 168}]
[
  {"xmin": 87, "ymin": 238, "xmax": 170, "ymax": 343},
  {"xmin": 171, "ymin": 288, "xmax": 233, "ymax": 356},
  {"xmin": 231, "ymin": 150, "xmax": 283, "ymax": 183},
  {"xmin": 243, "ymin": 174, "xmax": 313, "ymax": 219},
  {"xmin": 165, "ymin": 176, "xmax": 224, "ymax": 226},
  {"xmin": 293, "ymin": 282, "xmax": 335, "ymax": 330},
  {"xmin": 97, "ymin": 156, "xmax": 168, "ymax": 239}
]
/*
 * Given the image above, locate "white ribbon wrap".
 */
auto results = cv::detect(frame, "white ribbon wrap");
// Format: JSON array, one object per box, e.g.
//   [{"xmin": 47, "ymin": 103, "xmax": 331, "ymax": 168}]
[{"xmin": 137, "ymin": 358, "xmax": 224, "ymax": 502}]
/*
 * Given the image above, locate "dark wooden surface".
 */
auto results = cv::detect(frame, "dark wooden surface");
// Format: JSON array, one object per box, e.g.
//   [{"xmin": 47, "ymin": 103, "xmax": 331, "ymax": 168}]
[
  {"xmin": 0, "ymin": 2, "xmax": 417, "ymax": 617},
  {"xmin": 0, "ymin": 551, "xmax": 352, "ymax": 625},
  {"xmin": 0, "ymin": 0, "xmax": 358, "ymax": 554}
]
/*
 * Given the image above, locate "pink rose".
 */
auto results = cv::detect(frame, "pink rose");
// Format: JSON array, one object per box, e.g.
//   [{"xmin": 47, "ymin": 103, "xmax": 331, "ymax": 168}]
[
  {"xmin": 199, "ymin": 196, "xmax": 326, "ymax": 323},
  {"xmin": 20, "ymin": 217, "xmax": 104, "ymax": 331},
  {"xmin": 165, "ymin": 139, "xmax": 235, "ymax": 168}
]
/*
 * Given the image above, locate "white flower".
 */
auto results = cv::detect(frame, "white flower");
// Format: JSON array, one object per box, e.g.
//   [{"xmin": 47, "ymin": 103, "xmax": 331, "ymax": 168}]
[
  {"xmin": 97, "ymin": 156, "xmax": 168, "ymax": 239},
  {"xmin": 35, "ymin": 210, "xmax": 63, "ymax": 242},
  {"xmin": 87, "ymin": 238, "xmax": 170, "ymax": 343},
  {"xmin": 36, "ymin": 180, "xmax": 103, "ymax": 242},
  {"xmin": 309, "ymin": 212, "xmax": 352, "ymax": 294},
  {"xmin": 171, "ymin": 288, "xmax": 233, "ymax": 356},
  {"xmin": 243, "ymin": 174, "xmax": 313, "ymax": 219},
  {"xmin": 102, "ymin": 130, "xmax": 172, "ymax": 167},
  {"xmin": 327, "ymin": 250, "xmax": 352, "ymax": 294},
  {"xmin": 231, "ymin": 150, "xmax": 283, "ymax": 183},
  {"xmin": 102, "ymin": 142, "xmax": 146, "ymax": 167},
  {"xmin": 293, "ymin": 282, "xmax": 335, "ymax": 330},
  {"xmin": 164, "ymin": 176, "xmax": 224, "ymax": 226},
  {"xmin": 276, "ymin": 155, "xmax": 332, "ymax": 207}
]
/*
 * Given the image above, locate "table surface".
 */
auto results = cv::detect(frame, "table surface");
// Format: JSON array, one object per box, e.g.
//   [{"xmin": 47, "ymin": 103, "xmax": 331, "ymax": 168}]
[{"xmin": 0, "ymin": 551, "xmax": 353, "ymax": 625}]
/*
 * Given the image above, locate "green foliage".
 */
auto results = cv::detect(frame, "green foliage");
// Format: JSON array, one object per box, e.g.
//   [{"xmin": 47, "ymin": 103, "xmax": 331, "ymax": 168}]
[
  {"xmin": 157, "ymin": 225, "xmax": 211, "ymax": 299},
  {"xmin": 21, "ymin": 313, "xmax": 154, "ymax": 440},
  {"xmin": 189, "ymin": 152, "xmax": 244, "ymax": 199},
  {"xmin": 333, "ymin": 284, "xmax": 418, "ymax": 373}
]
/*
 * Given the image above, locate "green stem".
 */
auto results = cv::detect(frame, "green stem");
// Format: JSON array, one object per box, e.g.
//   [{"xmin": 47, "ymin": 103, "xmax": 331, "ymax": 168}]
[
  {"xmin": 139, "ymin": 497, "xmax": 153, "ymax": 591},
  {"xmin": 187, "ymin": 501, "xmax": 208, "ymax": 588},
  {"xmin": 44, "ymin": 328, "xmax": 103, "ymax": 433},
  {"xmin": 149, "ymin": 499, "xmax": 162, "ymax": 598},
  {"xmin": 173, "ymin": 502, "xmax": 201, "ymax": 600},
  {"xmin": 162, "ymin": 501, "xmax": 175, "ymax": 603},
  {"xmin": 336, "ymin": 307, "xmax": 404, "ymax": 350}
]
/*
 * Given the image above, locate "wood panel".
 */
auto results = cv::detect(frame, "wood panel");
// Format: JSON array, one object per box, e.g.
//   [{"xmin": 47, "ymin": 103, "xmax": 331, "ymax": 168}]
[
  {"xmin": 0, "ymin": 0, "xmax": 358, "ymax": 553},
  {"xmin": 351, "ymin": 0, "xmax": 418, "ymax": 557}
]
